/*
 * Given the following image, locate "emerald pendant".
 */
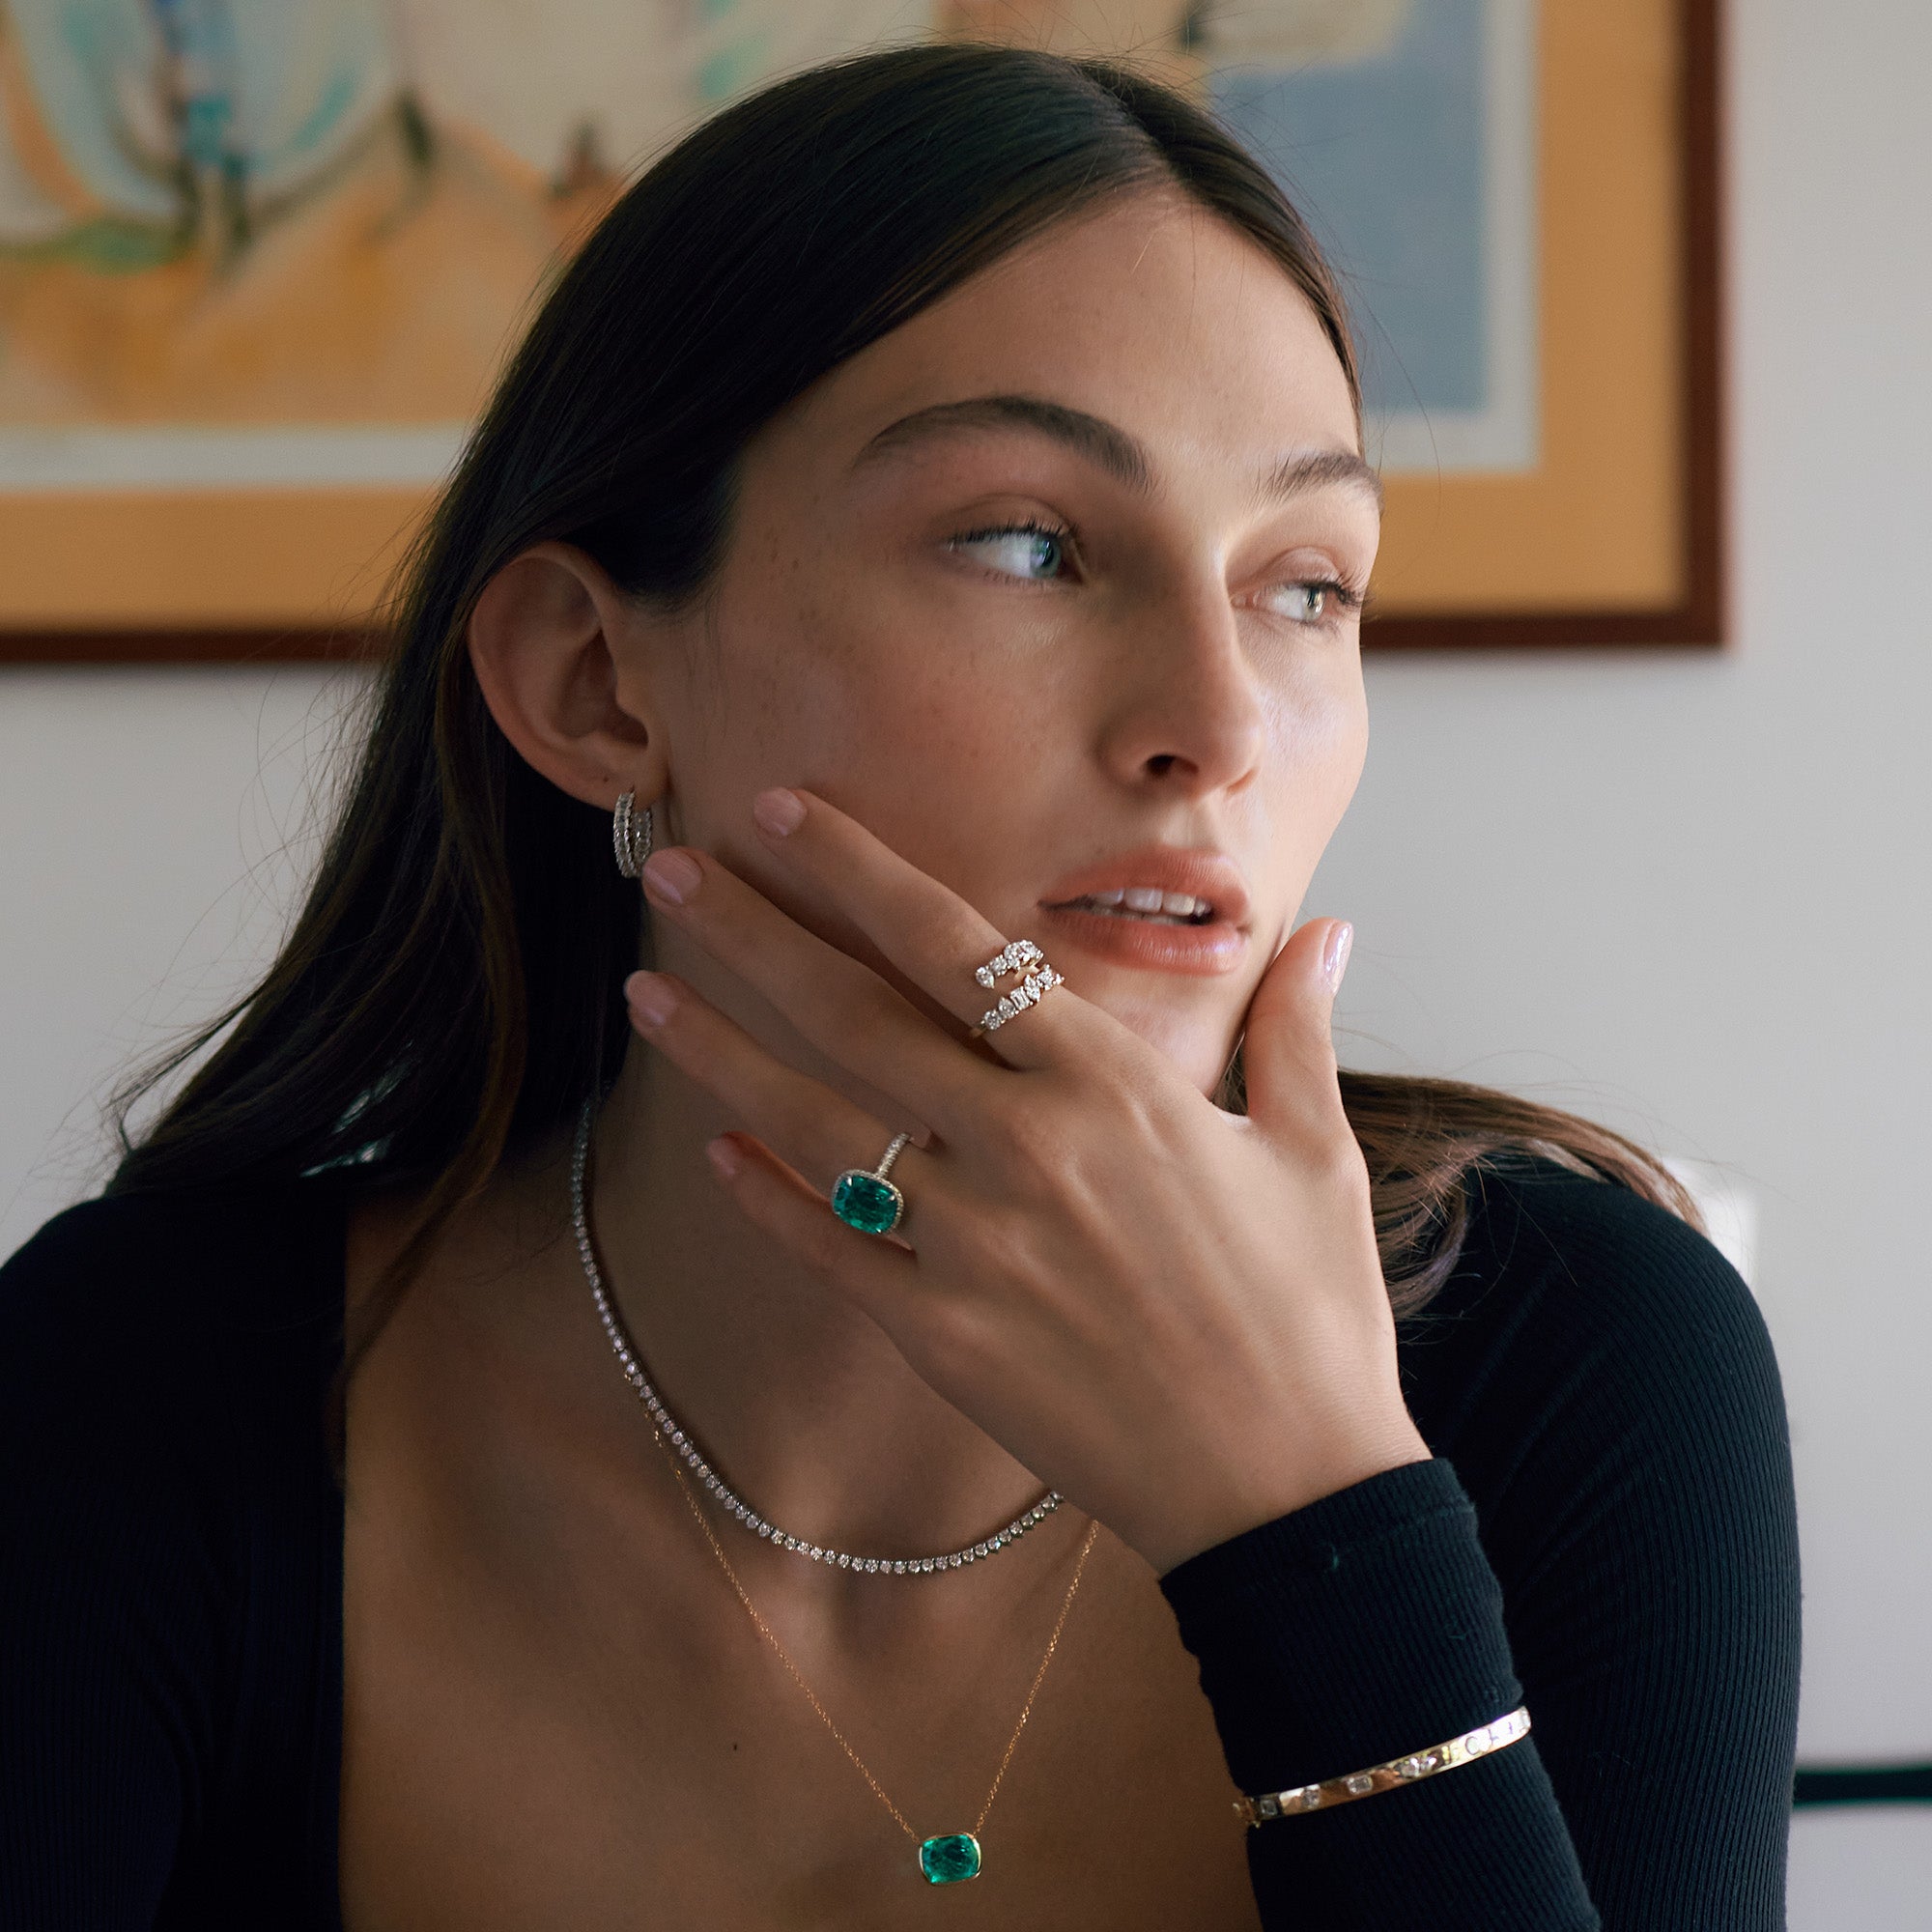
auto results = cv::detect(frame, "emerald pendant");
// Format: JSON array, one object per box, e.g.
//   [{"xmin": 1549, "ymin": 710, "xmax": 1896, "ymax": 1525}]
[
  {"xmin": 919, "ymin": 1833, "xmax": 982, "ymax": 1885},
  {"xmin": 831, "ymin": 1169, "xmax": 903, "ymax": 1236}
]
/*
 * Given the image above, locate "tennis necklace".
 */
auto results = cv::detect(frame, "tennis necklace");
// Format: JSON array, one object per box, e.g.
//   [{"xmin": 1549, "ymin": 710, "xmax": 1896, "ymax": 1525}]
[{"xmin": 571, "ymin": 1101, "xmax": 1064, "ymax": 1574}]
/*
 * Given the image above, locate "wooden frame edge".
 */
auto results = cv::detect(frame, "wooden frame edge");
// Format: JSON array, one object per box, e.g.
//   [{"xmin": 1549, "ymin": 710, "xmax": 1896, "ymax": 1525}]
[{"xmin": 0, "ymin": 626, "xmax": 382, "ymax": 666}]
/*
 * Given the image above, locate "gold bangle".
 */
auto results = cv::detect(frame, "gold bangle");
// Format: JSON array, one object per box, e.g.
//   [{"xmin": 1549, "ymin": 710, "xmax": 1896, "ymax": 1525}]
[{"xmin": 1235, "ymin": 1707, "xmax": 1532, "ymax": 1827}]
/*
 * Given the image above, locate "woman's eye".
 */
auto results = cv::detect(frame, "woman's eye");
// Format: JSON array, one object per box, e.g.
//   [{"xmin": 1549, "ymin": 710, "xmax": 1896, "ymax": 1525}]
[
  {"xmin": 1260, "ymin": 579, "xmax": 1354, "ymax": 624},
  {"xmin": 950, "ymin": 525, "xmax": 1069, "ymax": 582}
]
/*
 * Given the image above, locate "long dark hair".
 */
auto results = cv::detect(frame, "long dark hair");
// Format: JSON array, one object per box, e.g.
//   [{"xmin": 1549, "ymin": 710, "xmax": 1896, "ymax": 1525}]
[{"xmin": 111, "ymin": 43, "xmax": 1694, "ymax": 1365}]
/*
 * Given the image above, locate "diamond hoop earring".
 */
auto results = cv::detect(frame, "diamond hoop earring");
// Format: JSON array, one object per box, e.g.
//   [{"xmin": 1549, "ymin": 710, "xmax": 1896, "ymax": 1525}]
[{"xmin": 612, "ymin": 791, "xmax": 654, "ymax": 878}]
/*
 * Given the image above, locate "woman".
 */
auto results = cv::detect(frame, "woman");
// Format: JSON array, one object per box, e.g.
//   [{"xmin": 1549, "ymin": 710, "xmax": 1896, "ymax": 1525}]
[{"xmin": 0, "ymin": 44, "xmax": 1798, "ymax": 1930}]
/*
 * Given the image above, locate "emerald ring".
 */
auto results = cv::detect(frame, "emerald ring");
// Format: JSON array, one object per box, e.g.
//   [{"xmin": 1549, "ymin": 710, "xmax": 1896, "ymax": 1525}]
[{"xmin": 831, "ymin": 1130, "xmax": 912, "ymax": 1236}]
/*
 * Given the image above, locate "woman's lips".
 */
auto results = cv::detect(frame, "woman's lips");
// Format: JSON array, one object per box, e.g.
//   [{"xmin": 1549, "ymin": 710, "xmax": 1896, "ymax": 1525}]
[{"xmin": 1035, "ymin": 900, "xmax": 1249, "ymax": 976}]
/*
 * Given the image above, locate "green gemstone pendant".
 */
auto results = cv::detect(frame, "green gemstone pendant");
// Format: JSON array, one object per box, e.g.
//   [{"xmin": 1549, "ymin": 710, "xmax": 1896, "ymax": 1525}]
[
  {"xmin": 831, "ymin": 1169, "xmax": 904, "ymax": 1236},
  {"xmin": 919, "ymin": 1833, "xmax": 982, "ymax": 1885}
]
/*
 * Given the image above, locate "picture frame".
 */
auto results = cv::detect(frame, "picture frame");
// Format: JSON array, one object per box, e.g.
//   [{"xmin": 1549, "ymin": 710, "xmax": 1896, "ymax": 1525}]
[
  {"xmin": 0, "ymin": 0, "xmax": 1721, "ymax": 663},
  {"xmin": 1359, "ymin": 0, "xmax": 1724, "ymax": 648}
]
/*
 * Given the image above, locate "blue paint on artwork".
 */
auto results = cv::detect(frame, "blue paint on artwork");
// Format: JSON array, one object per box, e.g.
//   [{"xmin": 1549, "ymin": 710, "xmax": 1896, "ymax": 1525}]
[
  {"xmin": 1212, "ymin": 0, "xmax": 1489, "ymax": 414},
  {"xmin": 9, "ymin": 0, "xmax": 399, "ymax": 232},
  {"xmin": 698, "ymin": 40, "xmax": 768, "ymax": 102}
]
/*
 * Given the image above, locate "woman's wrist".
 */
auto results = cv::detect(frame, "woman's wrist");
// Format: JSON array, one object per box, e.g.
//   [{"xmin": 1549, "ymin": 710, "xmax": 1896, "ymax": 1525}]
[{"xmin": 1157, "ymin": 1458, "xmax": 1520, "ymax": 1800}]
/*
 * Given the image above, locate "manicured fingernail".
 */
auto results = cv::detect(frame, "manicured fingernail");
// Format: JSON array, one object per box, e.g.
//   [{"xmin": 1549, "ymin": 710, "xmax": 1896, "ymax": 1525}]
[
  {"xmin": 1321, "ymin": 921, "xmax": 1354, "ymax": 994},
  {"xmin": 706, "ymin": 1135, "xmax": 743, "ymax": 1180},
  {"xmin": 753, "ymin": 787, "xmax": 806, "ymax": 838},
  {"xmin": 626, "ymin": 972, "xmax": 675, "ymax": 1028},
  {"xmin": 641, "ymin": 848, "xmax": 701, "ymax": 905}
]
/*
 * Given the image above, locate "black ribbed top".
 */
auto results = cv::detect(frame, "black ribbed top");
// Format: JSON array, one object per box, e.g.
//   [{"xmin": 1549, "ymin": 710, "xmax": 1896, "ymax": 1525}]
[{"xmin": 0, "ymin": 1161, "xmax": 1799, "ymax": 1927}]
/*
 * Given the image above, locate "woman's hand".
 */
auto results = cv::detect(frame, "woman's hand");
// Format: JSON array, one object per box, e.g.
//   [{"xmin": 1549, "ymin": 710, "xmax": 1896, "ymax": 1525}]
[{"xmin": 624, "ymin": 787, "xmax": 1430, "ymax": 1575}]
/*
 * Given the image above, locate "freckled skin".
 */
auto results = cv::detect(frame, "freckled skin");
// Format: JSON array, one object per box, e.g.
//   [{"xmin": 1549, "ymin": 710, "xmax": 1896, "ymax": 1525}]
[{"xmin": 633, "ymin": 191, "xmax": 1374, "ymax": 1094}]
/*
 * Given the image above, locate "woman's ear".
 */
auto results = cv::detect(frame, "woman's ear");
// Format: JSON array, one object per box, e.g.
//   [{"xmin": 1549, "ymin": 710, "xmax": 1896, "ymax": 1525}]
[{"xmin": 466, "ymin": 541, "xmax": 668, "ymax": 810}]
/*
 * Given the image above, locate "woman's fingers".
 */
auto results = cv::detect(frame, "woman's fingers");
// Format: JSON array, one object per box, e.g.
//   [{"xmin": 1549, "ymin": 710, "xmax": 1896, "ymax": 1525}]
[
  {"xmin": 704, "ymin": 1129, "xmax": 923, "ymax": 1310},
  {"xmin": 629, "ymin": 973, "xmax": 967, "ymax": 1348},
  {"xmin": 639, "ymin": 843, "xmax": 998, "ymax": 1136},
  {"xmin": 745, "ymin": 786, "xmax": 1114, "ymax": 1074},
  {"xmin": 1236, "ymin": 917, "xmax": 1354, "ymax": 1147},
  {"xmin": 626, "ymin": 969, "xmax": 930, "ymax": 1199}
]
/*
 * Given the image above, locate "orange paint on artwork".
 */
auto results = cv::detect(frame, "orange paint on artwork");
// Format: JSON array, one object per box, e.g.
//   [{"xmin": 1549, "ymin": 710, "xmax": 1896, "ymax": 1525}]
[
  {"xmin": 940, "ymin": 1, "xmax": 1189, "ymax": 55},
  {"xmin": 0, "ymin": 113, "xmax": 618, "ymax": 427}
]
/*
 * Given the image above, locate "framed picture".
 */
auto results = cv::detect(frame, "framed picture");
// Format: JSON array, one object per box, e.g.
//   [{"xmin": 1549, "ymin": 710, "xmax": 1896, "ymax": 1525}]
[{"xmin": 0, "ymin": 0, "xmax": 1719, "ymax": 662}]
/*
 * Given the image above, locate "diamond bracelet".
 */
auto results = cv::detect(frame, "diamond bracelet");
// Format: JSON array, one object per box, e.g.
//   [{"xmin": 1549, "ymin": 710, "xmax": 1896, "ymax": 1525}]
[{"xmin": 1235, "ymin": 1707, "xmax": 1532, "ymax": 1827}]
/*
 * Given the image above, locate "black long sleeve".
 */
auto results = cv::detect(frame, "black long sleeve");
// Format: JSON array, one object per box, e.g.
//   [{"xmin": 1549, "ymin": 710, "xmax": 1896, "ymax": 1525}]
[
  {"xmin": 0, "ymin": 1163, "xmax": 1799, "ymax": 1926},
  {"xmin": 0, "ymin": 1186, "xmax": 346, "ymax": 1931},
  {"xmin": 1162, "ymin": 1165, "xmax": 1802, "ymax": 1928}
]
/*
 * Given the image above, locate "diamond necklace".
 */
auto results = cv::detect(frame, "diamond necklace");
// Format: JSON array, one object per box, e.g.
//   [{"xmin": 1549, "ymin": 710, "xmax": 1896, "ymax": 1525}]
[{"xmin": 571, "ymin": 1101, "xmax": 1065, "ymax": 1576}]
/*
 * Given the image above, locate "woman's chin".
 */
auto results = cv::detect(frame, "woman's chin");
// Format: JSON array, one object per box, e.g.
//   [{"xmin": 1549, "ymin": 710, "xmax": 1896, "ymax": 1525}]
[{"xmin": 1069, "ymin": 987, "xmax": 1240, "ymax": 1097}]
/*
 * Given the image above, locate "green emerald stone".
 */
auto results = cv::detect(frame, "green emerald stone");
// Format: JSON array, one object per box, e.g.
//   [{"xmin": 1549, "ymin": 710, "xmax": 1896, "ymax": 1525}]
[
  {"xmin": 919, "ymin": 1833, "xmax": 981, "ymax": 1885},
  {"xmin": 831, "ymin": 1170, "xmax": 901, "ymax": 1235}
]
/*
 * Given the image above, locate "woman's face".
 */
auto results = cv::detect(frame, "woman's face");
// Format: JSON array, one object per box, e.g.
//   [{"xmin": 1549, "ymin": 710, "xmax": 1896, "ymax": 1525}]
[{"xmin": 630, "ymin": 190, "xmax": 1378, "ymax": 1098}]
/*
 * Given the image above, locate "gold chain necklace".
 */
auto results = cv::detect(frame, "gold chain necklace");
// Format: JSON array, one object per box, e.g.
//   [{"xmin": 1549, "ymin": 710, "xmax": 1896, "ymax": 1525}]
[{"xmin": 651, "ymin": 1423, "xmax": 1100, "ymax": 1886}]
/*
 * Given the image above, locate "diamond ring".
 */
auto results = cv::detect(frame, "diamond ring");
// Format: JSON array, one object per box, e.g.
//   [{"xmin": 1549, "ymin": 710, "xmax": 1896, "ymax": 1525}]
[{"xmin": 972, "ymin": 939, "xmax": 1065, "ymax": 1034}]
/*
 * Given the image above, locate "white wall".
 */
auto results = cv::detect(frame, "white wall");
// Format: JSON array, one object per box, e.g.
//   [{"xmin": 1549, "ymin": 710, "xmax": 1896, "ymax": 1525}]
[
  {"xmin": 2, "ymin": 0, "xmax": 1926, "ymax": 1918},
  {"xmin": 0, "ymin": 666, "xmax": 361, "ymax": 1230}
]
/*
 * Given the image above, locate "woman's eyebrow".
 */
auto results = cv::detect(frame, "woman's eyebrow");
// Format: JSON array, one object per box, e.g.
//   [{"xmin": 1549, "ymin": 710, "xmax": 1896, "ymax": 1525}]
[
  {"xmin": 855, "ymin": 395, "xmax": 1151, "ymax": 492},
  {"xmin": 854, "ymin": 393, "xmax": 1381, "ymax": 512},
  {"xmin": 1264, "ymin": 447, "xmax": 1385, "ymax": 514}
]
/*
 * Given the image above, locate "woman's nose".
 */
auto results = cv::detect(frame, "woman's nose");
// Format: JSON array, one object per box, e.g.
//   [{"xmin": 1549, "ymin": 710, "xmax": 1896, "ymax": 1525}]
[{"xmin": 1094, "ymin": 584, "xmax": 1267, "ymax": 800}]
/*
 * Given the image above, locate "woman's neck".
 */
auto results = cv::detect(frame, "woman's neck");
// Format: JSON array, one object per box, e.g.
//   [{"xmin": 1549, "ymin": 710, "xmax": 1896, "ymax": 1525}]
[{"xmin": 576, "ymin": 1040, "xmax": 1046, "ymax": 1562}]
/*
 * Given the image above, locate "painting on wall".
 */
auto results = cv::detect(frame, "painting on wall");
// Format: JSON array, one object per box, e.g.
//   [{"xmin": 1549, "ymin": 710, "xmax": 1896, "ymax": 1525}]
[{"xmin": 0, "ymin": 0, "xmax": 1719, "ymax": 659}]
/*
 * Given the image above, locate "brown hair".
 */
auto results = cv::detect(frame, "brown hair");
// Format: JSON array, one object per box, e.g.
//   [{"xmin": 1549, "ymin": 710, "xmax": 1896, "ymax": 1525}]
[{"xmin": 110, "ymin": 44, "xmax": 1696, "ymax": 1374}]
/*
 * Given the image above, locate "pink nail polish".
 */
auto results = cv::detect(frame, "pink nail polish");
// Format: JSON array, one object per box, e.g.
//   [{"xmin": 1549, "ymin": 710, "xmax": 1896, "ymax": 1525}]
[
  {"xmin": 753, "ymin": 787, "xmax": 806, "ymax": 838},
  {"xmin": 1321, "ymin": 921, "xmax": 1354, "ymax": 994},
  {"xmin": 627, "ymin": 973, "xmax": 675, "ymax": 1027},
  {"xmin": 641, "ymin": 848, "xmax": 700, "ymax": 905},
  {"xmin": 706, "ymin": 1136, "xmax": 743, "ymax": 1180}
]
